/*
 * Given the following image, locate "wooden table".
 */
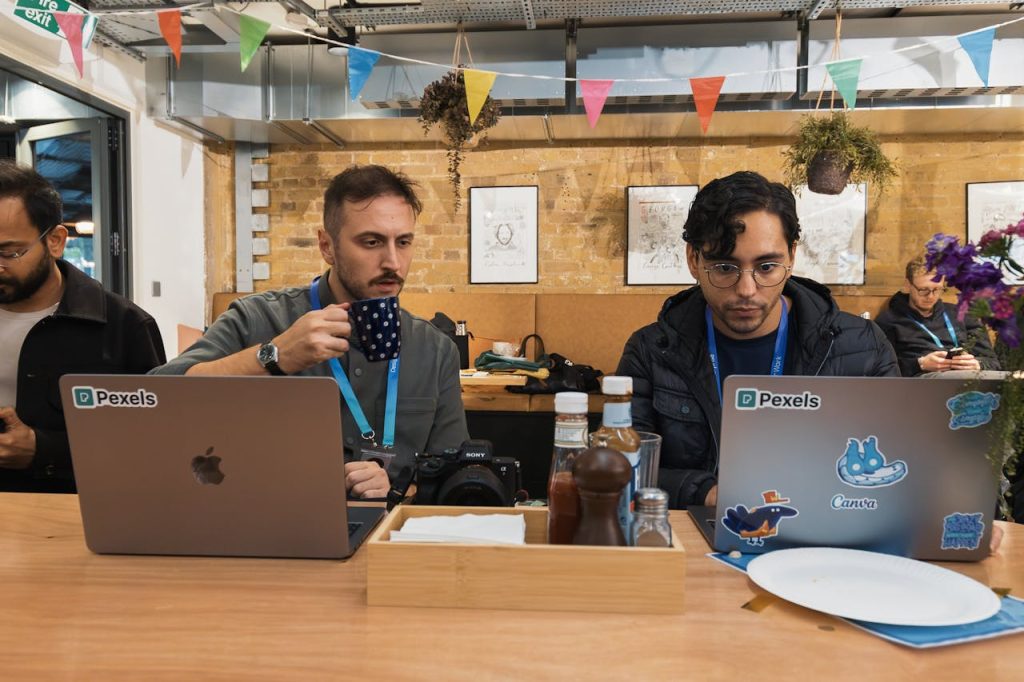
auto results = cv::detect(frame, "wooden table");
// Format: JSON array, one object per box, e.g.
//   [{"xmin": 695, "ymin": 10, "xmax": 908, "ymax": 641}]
[{"xmin": 0, "ymin": 493, "xmax": 1020, "ymax": 680}]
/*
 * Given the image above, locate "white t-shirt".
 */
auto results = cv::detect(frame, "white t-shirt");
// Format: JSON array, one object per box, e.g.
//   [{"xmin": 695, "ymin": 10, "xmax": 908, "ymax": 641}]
[{"xmin": 0, "ymin": 303, "xmax": 59, "ymax": 408}]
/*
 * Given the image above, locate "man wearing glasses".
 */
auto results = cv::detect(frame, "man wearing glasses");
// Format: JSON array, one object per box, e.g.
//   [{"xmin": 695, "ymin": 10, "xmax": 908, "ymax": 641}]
[
  {"xmin": 617, "ymin": 171, "xmax": 898, "ymax": 509},
  {"xmin": 0, "ymin": 160, "xmax": 165, "ymax": 492},
  {"xmin": 875, "ymin": 257, "xmax": 999, "ymax": 376}
]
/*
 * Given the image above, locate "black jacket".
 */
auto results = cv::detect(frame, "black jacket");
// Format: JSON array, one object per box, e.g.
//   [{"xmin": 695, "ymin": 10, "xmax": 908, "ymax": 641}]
[
  {"xmin": 874, "ymin": 293, "xmax": 1000, "ymax": 377},
  {"xmin": 616, "ymin": 276, "xmax": 899, "ymax": 509},
  {"xmin": 2, "ymin": 261, "xmax": 165, "ymax": 492}
]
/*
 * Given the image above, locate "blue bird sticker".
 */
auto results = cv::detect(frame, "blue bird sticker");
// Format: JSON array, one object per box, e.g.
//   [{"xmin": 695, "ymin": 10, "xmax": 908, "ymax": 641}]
[
  {"xmin": 836, "ymin": 436, "xmax": 908, "ymax": 488},
  {"xmin": 721, "ymin": 490, "xmax": 799, "ymax": 547},
  {"xmin": 941, "ymin": 512, "xmax": 985, "ymax": 551},
  {"xmin": 946, "ymin": 391, "xmax": 1000, "ymax": 430}
]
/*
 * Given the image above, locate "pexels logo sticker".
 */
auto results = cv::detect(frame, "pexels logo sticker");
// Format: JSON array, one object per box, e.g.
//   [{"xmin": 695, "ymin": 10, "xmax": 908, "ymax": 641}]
[
  {"xmin": 735, "ymin": 388, "xmax": 821, "ymax": 411},
  {"xmin": 71, "ymin": 386, "xmax": 158, "ymax": 409}
]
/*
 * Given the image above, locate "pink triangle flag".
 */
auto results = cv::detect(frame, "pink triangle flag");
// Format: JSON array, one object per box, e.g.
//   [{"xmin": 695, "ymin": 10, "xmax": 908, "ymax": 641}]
[
  {"xmin": 53, "ymin": 11, "xmax": 86, "ymax": 78},
  {"xmin": 689, "ymin": 76, "xmax": 726, "ymax": 134},
  {"xmin": 580, "ymin": 79, "xmax": 614, "ymax": 129}
]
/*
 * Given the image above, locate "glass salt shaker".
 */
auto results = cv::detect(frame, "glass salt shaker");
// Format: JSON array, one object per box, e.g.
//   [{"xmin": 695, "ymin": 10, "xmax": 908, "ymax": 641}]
[{"xmin": 630, "ymin": 488, "xmax": 672, "ymax": 547}]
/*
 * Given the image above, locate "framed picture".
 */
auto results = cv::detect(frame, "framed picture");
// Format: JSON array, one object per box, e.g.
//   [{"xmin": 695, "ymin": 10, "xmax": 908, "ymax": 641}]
[
  {"xmin": 967, "ymin": 181, "xmax": 1024, "ymax": 283},
  {"xmin": 793, "ymin": 183, "xmax": 867, "ymax": 285},
  {"xmin": 469, "ymin": 186, "xmax": 538, "ymax": 284},
  {"xmin": 626, "ymin": 185, "xmax": 699, "ymax": 285}
]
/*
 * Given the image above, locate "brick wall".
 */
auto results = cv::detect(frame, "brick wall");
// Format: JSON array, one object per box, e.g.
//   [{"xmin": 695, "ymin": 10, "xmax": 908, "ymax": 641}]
[{"xmin": 203, "ymin": 132, "xmax": 1024, "ymax": 317}]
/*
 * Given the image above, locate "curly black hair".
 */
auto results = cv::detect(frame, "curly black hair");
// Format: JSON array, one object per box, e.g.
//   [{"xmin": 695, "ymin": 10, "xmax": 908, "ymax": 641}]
[
  {"xmin": 682, "ymin": 171, "xmax": 800, "ymax": 259},
  {"xmin": 0, "ymin": 159, "xmax": 62, "ymax": 234}
]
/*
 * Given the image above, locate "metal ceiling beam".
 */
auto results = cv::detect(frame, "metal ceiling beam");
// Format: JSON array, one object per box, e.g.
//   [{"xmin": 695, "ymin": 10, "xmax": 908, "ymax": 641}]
[
  {"xmin": 192, "ymin": 7, "xmax": 241, "ymax": 44},
  {"xmin": 278, "ymin": 0, "xmax": 317, "ymax": 22},
  {"xmin": 807, "ymin": 0, "xmax": 831, "ymax": 21},
  {"xmin": 521, "ymin": 0, "xmax": 536, "ymax": 30},
  {"xmin": 93, "ymin": 27, "xmax": 146, "ymax": 61}
]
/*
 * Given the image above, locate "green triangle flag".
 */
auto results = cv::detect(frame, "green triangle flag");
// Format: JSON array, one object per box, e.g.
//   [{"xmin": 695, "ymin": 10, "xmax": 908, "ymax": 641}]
[
  {"xmin": 239, "ymin": 15, "xmax": 270, "ymax": 72},
  {"xmin": 464, "ymin": 69, "xmax": 497, "ymax": 125},
  {"xmin": 825, "ymin": 59, "xmax": 862, "ymax": 111}
]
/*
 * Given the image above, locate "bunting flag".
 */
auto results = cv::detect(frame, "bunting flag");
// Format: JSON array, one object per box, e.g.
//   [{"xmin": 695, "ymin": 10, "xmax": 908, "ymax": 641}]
[
  {"xmin": 825, "ymin": 58, "xmax": 863, "ymax": 110},
  {"xmin": 958, "ymin": 28, "xmax": 996, "ymax": 86},
  {"xmin": 463, "ymin": 69, "xmax": 497, "ymax": 125},
  {"xmin": 239, "ymin": 14, "xmax": 270, "ymax": 72},
  {"xmin": 158, "ymin": 10, "xmax": 182, "ymax": 67},
  {"xmin": 347, "ymin": 47, "xmax": 380, "ymax": 101},
  {"xmin": 579, "ymin": 79, "xmax": 614, "ymax": 128},
  {"xmin": 53, "ymin": 11, "xmax": 85, "ymax": 78},
  {"xmin": 689, "ymin": 76, "xmax": 726, "ymax": 134}
]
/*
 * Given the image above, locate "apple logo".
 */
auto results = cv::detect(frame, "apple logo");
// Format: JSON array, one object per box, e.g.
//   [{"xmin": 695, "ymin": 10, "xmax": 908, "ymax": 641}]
[{"xmin": 191, "ymin": 446, "xmax": 225, "ymax": 485}]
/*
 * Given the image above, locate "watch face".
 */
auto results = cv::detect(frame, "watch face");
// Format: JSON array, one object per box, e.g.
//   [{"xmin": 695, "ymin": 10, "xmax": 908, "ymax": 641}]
[{"xmin": 258, "ymin": 343, "xmax": 277, "ymax": 365}]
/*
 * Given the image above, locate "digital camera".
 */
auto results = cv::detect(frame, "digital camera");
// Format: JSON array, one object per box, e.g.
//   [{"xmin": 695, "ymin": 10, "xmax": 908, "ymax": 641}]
[{"xmin": 414, "ymin": 439, "xmax": 522, "ymax": 507}]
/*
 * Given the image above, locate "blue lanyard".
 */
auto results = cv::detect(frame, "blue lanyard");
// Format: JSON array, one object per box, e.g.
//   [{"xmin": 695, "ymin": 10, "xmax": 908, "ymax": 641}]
[
  {"xmin": 309, "ymin": 276, "xmax": 400, "ymax": 448},
  {"xmin": 906, "ymin": 310, "xmax": 959, "ymax": 350},
  {"xmin": 706, "ymin": 298, "xmax": 789, "ymax": 405}
]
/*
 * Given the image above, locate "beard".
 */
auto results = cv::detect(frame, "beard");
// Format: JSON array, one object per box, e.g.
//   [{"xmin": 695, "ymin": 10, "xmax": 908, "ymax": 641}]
[{"xmin": 0, "ymin": 252, "xmax": 54, "ymax": 305}]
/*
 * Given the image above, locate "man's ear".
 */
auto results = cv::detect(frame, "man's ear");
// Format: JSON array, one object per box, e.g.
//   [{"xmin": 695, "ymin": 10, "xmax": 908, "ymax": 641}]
[
  {"xmin": 318, "ymin": 229, "xmax": 335, "ymax": 266},
  {"xmin": 46, "ymin": 224, "xmax": 69, "ymax": 259}
]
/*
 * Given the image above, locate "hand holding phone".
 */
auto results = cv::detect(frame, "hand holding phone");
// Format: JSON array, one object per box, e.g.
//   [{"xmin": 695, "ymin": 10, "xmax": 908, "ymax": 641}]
[{"xmin": 945, "ymin": 347, "xmax": 965, "ymax": 359}]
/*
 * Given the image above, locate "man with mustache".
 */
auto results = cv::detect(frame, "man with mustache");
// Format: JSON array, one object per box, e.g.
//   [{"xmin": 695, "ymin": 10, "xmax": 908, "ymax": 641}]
[
  {"xmin": 155, "ymin": 165, "xmax": 469, "ymax": 499},
  {"xmin": 0, "ymin": 160, "xmax": 165, "ymax": 492},
  {"xmin": 617, "ymin": 171, "xmax": 898, "ymax": 509}
]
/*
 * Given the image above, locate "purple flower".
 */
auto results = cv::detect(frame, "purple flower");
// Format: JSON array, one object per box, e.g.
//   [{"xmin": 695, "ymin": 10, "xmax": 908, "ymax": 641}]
[
  {"xmin": 992, "ymin": 294, "xmax": 1016, "ymax": 321},
  {"xmin": 979, "ymin": 229, "xmax": 1004, "ymax": 249}
]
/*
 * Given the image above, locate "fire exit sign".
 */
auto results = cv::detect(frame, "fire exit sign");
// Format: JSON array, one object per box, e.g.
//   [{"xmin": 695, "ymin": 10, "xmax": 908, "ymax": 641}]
[{"xmin": 13, "ymin": 0, "xmax": 97, "ymax": 48}]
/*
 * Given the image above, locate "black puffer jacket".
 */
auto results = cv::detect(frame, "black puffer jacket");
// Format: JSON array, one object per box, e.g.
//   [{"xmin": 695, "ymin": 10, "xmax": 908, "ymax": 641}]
[
  {"xmin": 616, "ymin": 276, "xmax": 899, "ymax": 509},
  {"xmin": 874, "ymin": 293, "xmax": 1000, "ymax": 377}
]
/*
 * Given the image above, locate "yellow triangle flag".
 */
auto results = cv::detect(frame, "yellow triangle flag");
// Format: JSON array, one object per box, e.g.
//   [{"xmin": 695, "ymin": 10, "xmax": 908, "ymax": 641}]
[{"xmin": 463, "ymin": 69, "xmax": 497, "ymax": 125}]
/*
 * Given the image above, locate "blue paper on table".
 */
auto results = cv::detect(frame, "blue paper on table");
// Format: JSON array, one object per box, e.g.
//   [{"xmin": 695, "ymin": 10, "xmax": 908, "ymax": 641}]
[{"xmin": 707, "ymin": 552, "xmax": 1024, "ymax": 648}]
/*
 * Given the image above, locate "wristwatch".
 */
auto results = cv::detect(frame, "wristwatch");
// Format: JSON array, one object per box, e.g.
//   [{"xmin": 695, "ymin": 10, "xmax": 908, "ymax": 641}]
[{"xmin": 257, "ymin": 341, "xmax": 286, "ymax": 376}]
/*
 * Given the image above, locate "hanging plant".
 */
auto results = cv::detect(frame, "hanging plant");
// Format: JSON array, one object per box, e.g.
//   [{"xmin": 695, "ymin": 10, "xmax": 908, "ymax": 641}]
[
  {"xmin": 418, "ymin": 68, "xmax": 501, "ymax": 209},
  {"xmin": 783, "ymin": 111, "xmax": 897, "ymax": 195}
]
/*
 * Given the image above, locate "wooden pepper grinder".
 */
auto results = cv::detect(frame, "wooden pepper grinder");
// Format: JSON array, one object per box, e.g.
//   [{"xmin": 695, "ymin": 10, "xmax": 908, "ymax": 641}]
[{"xmin": 572, "ymin": 446, "xmax": 632, "ymax": 546}]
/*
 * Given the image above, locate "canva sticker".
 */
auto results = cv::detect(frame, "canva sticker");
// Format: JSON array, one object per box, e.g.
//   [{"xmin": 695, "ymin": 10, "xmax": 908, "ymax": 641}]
[
  {"xmin": 941, "ymin": 512, "xmax": 985, "ymax": 551},
  {"xmin": 946, "ymin": 391, "xmax": 1000, "ymax": 430},
  {"xmin": 836, "ymin": 436, "xmax": 908, "ymax": 488},
  {"xmin": 721, "ymin": 490, "xmax": 799, "ymax": 547}
]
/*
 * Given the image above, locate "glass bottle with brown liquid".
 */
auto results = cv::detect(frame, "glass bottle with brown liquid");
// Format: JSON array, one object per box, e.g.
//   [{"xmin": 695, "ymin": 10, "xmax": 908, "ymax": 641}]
[
  {"xmin": 547, "ymin": 392, "xmax": 589, "ymax": 544},
  {"xmin": 589, "ymin": 376, "xmax": 641, "ymax": 541}
]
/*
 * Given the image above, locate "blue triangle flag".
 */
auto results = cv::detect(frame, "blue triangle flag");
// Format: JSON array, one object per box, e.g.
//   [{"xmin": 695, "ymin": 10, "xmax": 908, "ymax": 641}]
[
  {"xmin": 348, "ymin": 47, "xmax": 380, "ymax": 101},
  {"xmin": 958, "ymin": 28, "xmax": 996, "ymax": 87}
]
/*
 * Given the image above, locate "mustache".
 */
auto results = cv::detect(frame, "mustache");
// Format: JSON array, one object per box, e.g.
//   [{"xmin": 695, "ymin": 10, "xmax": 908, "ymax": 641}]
[{"xmin": 371, "ymin": 273, "xmax": 404, "ymax": 286}]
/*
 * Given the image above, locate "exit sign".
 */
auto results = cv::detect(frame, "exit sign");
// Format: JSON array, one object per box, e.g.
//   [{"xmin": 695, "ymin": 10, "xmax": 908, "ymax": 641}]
[{"xmin": 13, "ymin": 0, "xmax": 97, "ymax": 49}]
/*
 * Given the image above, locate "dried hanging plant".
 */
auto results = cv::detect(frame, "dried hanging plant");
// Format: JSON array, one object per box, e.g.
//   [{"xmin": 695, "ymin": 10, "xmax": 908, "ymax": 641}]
[{"xmin": 417, "ymin": 26, "xmax": 501, "ymax": 210}]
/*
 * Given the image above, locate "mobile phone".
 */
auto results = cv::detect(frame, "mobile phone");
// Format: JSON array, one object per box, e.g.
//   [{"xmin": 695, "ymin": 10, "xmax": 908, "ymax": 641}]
[{"xmin": 945, "ymin": 347, "xmax": 965, "ymax": 359}]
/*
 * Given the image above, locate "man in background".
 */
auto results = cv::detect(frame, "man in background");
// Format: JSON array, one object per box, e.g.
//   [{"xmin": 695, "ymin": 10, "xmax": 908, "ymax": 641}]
[
  {"xmin": 875, "ymin": 256, "xmax": 1000, "ymax": 376},
  {"xmin": 0, "ymin": 160, "xmax": 165, "ymax": 492},
  {"xmin": 616, "ymin": 171, "xmax": 898, "ymax": 509}
]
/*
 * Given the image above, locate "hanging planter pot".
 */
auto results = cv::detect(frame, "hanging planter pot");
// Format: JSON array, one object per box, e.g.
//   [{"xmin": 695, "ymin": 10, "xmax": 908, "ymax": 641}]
[
  {"xmin": 783, "ymin": 111, "xmax": 897, "ymax": 196},
  {"xmin": 806, "ymin": 150, "xmax": 854, "ymax": 195}
]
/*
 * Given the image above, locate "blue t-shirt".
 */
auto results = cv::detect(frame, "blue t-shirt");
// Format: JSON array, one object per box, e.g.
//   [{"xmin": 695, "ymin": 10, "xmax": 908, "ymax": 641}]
[{"xmin": 716, "ymin": 309, "xmax": 796, "ymax": 380}]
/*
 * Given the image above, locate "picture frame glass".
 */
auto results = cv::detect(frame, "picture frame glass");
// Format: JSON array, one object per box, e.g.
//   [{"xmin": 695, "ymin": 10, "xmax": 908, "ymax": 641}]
[
  {"xmin": 967, "ymin": 181, "xmax": 1024, "ymax": 284},
  {"xmin": 626, "ymin": 185, "xmax": 699, "ymax": 285},
  {"xmin": 469, "ymin": 186, "xmax": 539, "ymax": 284},
  {"xmin": 793, "ymin": 183, "xmax": 867, "ymax": 285}
]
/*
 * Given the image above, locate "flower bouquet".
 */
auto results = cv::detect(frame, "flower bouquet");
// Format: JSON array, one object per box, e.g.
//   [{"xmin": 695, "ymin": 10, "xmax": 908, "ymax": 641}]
[{"xmin": 926, "ymin": 214, "xmax": 1024, "ymax": 519}]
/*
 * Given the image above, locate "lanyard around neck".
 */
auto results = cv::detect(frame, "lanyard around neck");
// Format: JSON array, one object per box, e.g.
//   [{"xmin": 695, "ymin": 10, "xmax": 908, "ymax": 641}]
[
  {"xmin": 309, "ymin": 276, "xmax": 400, "ymax": 449},
  {"xmin": 906, "ymin": 309, "xmax": 959, "ymax": 350},
  {"xmin": 706, "ymin": 297, "xmax": 789, "ymax": 406}
]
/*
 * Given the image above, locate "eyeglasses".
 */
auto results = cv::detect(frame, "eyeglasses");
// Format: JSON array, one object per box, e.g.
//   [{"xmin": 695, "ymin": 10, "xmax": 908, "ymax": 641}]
[
  {"xmin": 701, "ymin": 259, "xmax": 792, "ymax": 289},
  {"xmin": 0, "ymin": 225, "xmax": 55, "ymax": 266},
  {"xmin": 913, "ymin": 285, "xmax": 946, "ymax": 297}
]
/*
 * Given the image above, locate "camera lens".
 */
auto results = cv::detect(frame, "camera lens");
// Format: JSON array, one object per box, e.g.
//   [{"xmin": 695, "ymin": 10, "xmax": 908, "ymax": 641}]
[{"xmin": 436, "ymin": 465, "xmax": 509, "ymax": 506}]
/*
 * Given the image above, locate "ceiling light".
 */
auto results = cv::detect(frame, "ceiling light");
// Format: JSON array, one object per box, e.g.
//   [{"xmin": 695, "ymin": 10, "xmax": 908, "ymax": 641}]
[
  {"xmin": 327, "ymin": 26, "xmax": 357, "ymax": 56},
  {"xmin": 75, "ymin": 221, "xmax": 95, "ymax": 235}
]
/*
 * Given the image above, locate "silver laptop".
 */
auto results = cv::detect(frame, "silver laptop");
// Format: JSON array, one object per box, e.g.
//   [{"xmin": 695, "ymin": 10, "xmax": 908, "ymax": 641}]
[
  {"xmin": 60, "ymin": 374, "xmax": 385, "ymax": 559},
  {"xmin": 695, "ymin": 375, "xmax": 999, "ymax": 561}
]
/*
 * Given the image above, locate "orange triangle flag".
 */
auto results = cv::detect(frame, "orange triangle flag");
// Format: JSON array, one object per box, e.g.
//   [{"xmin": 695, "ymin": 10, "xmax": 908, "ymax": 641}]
[
  {"xmin": 158, "ymin": 10, "xmax": 183, "ymax": 67},
  {"xmin": 53, "ymin": 11, "xmax": 85, "ymax": 78},
  {"xmin": 689, "ymin": 76, "xmax": 726, "ymax": 134}
]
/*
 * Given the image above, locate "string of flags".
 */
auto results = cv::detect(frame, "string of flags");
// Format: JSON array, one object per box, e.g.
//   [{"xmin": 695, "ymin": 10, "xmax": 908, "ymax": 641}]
[{"xmin": 16, "ymin": 2, "xmax": 1024, "ymax": 133}]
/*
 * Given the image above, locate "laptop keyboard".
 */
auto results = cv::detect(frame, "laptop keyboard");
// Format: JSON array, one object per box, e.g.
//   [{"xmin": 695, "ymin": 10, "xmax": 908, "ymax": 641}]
[{"xmin": 348, "ymin": 521, "xmax": 363, "ymax": 538}]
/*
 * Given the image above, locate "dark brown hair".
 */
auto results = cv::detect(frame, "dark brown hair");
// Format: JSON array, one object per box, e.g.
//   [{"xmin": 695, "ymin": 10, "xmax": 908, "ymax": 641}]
[
  {"xmin": 322, "ymin": 164, "xmax": 422, "ymax": 238},
  {"xmin": 0, "ymin": 159, "xmax": 62, "ymax": 234}
]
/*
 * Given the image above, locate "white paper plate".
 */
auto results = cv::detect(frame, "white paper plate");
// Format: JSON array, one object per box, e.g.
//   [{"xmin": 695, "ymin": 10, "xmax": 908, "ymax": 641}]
[{"xmin": 746, "ymin": 547, "xmax": 1000, "ymax": 626}]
